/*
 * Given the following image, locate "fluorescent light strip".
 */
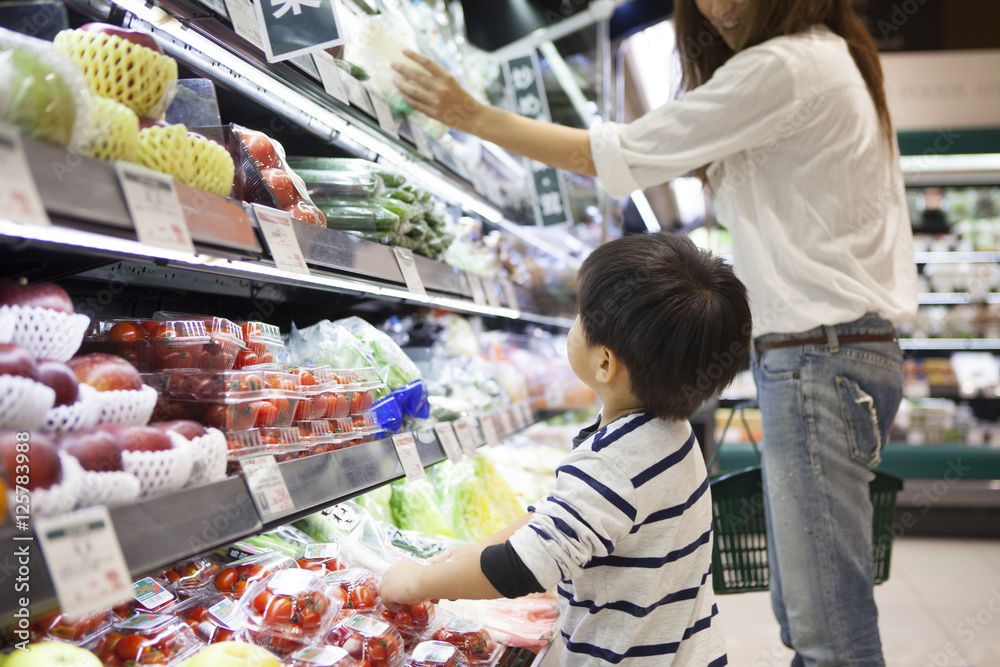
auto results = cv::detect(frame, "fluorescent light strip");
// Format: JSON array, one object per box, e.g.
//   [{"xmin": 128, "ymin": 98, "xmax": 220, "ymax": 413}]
[
  {"xmin": 901, "ymin": 153, "xmax": 1000, "ymax": 173},
  {"xmin": 918, "ymin": 293, "xmax": 1000, "ymax": 305},
  {"xmin": 915, "ymin": 251, "xmax": 1000, "ymax": 264},
  {"xmin": 899, "ymin": 338, "xmax": 1000, "ymax": 350},
  {"xmin": 630, "ymin": 191, "xmax": 661, "ymax": 232}
]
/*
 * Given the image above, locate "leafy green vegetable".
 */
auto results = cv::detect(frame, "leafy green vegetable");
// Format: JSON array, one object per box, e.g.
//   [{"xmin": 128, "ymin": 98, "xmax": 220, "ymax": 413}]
[{"xmin": 389, "ymin": 478, "xmax": 455, "ymax": 538}]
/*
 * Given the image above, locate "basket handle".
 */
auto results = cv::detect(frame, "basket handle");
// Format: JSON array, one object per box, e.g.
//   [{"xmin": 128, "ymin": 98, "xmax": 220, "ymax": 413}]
[{"xmin": 705, "ymin": 400, "xmax": 760, "ymax": 472}]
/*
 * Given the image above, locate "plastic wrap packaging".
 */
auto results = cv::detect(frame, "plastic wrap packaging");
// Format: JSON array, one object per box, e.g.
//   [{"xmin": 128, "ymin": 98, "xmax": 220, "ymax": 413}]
[
  {"xmin": 288, "ymin": 320, "xmax": 377, "ymax": 372},
  {"xmin": 295, "ymin": 501, "xmax": 407, "ymax": 577},
  {"xmin": 0, "ymin": 26, "xmax": 90, "ymax": 150},
  {"xmin": 431, "ymin": 460, "xmax": 508, "ymax": 543},
  {"xmin": 389, "ymin": 478, "xmax": 454, "ymax": 540},
  {"xmin": 336, "ymin": 317, "xmax": 421, "ymax": 391}
]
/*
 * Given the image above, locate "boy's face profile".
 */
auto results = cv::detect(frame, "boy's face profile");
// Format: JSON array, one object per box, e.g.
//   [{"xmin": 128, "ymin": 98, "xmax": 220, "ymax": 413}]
[{"xmin": 567, "ymin": 316, "xmax": 599, "ymax": 389}]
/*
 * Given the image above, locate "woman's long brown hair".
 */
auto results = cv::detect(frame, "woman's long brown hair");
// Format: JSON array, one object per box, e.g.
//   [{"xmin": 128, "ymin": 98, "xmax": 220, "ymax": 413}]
[{"xmin": 674, "ymin": 0, "xmax": 893, "ymax": 147}]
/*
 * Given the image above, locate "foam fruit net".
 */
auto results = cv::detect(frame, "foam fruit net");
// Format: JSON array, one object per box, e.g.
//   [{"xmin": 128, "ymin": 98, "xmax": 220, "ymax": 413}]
[
  {"xmin": 82, "ymin": 94, "xmax": 139, "ymax": 162},
  {"xmin": 137, "ymin": 124, "xmax": 235, "ymax": 197}
]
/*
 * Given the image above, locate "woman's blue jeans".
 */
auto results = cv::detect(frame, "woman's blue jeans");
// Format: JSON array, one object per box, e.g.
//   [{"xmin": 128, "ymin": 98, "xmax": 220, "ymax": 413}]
[{"xmin": 752, "ymin": 313, "xmax": 904, "ymax": 667}]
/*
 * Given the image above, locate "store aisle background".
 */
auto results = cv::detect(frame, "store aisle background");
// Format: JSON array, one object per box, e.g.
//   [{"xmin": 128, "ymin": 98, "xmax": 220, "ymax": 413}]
[{"xmin": 716, "ymin": 537, "xmax": 1000, "ymax": 666}]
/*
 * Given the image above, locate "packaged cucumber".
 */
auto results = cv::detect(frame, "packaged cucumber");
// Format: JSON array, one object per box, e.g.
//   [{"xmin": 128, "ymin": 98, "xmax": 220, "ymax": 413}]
[{"xmin": 286, "ymin": 157, "xmax": 406, "ymax": 188}]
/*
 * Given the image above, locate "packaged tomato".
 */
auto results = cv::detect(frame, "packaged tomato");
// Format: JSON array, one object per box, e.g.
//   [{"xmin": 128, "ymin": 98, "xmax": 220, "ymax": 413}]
[
  {"xmin": 286, "ymin": 645, "xmax": 359, "ymax": 667},
  {"xmin": 431, "ymin": 619, "xmax": 500, "ymax": 666},
  {"xmin": 128, "ymin": 575, "xmax": 179, "ymax": 615},
  {"xmin": 89, "ymin": 614, "xmax": 203, "ymax": 666},
  {"xmin": 296, "ymin": 542, "xmax": 348, "ymax": 576},
  {"xmin": 82, "ymin": 319, "xmax": 210, "ymax": 372},
  {"xmin": 351, "ymin": 412, "xmax": 381, "ymax": 436},
  {"xmin": 159, "ymin": 557, "xmax": 222, "ymax": 595},
  {"xmin": 174, "ymin": 594, "xmax": 246, "ymax": 643},
  {"xmin": 238, "ymin": 321, "xmax": 285, "ymax": 365},
  {"xmin": 153, "ymin": 312, "xmax": 247, "ymax": 371},
  {"xmin": 158, "ymin": 369, "xmax": 269, "ymax": 401},
  {"xmin": 240, "ymin": 568, "xmax": 343, "ymax": 656},
  {"xmin": 405, "ymin": 641, "xmax": 470, "ymax": 667},
  {"xmin": 378, "ymin": 600, "xmax": 436, "ymax": 641},
  {"xmin": 347, "ymin": 390, "xmax": 374, "ymax": 415},
  {"xmin": 212, "ymin": 552, "xmax": 297, "ymax": 598},
  {"xmin": 323, "ymin": 568, "xmax": 381, "ymax": 617},
  {"xmin": 30, "ymin": 608, "xmax": 113, "ymax": 645},
  {"xmin": 329, "ymin": 614, "xmax": 405, "ymax": 667}
]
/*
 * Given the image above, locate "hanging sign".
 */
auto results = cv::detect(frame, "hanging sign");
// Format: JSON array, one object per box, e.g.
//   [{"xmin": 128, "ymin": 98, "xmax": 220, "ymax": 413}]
[{"xmin": 253, "ymin": 0, "xmax": 344, "ymax": 63}]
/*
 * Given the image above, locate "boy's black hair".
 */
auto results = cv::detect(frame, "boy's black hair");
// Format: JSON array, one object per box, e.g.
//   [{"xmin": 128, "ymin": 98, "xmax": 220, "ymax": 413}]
[{"xmin": 577, "ymin": 232, "xmax": 752, "ymax": 421}]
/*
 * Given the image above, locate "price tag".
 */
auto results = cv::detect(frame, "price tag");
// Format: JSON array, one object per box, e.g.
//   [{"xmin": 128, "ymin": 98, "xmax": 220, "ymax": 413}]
[
  {"xmin": 434, "ymin": 422, "xmax": 464, "ymax": 462},
  {"xmin": 544, "ymin": 385, "xmax": 565, "ymax": 410},
  {"xmin": 345, "ymin": 77, "xmax": 376, "ymax": 116},
  {"xmin": 0, "ymin": 126, "xmax": 50, "ymax": 226},
  {"xmin": 412, "ymin": 642, "xmax": 460, "ymax": 663},
  {"xmin": 483, "ymin": 279, "xmax": 503, "ymax": 309},
  {"xmin": 253, "ymin": 205, "xmax": 310, "ymax": 274},
  {"xmin": 313, "ymin": 51, "xmax": 349, "ymax": 104},
  {"xmin": 223, "ymin": 0, "xmax": 266, "ymax": 50},
  {"xmin": 391, "ymin": 432, "xmax": 425, "ymax": 480},
  {"xmin": 500, "ymin": 279, "xmax": 521, "ymax": 313},
  {"xmin": 511, "ymin": 403, "xmax": 527, "ymax": 430},
  {"xmin": 290, "ymin": 646, "xmax": 352, "ymax": 666},
  {"xmin": 117, "ymin": 614, "xmax": 173, "ymax": 631},
  {"xmin": 366, "ymin": 85, "xmax": 400, "ymax": 138},
  {"xmin": 304, "ymin": 543, "xmax": 340, "ymax": 560},
  {"xmin": 344, "ymin": 614, "xmax": 391, "ymax": 637},
  {"xmin": 208, "ymin": 598, "xmax": 247, "ymax": 631},
  {"xmin": 35, "ymin": 506, "xmax": 133, "ymax": 619},
  {"xmin": 480, "ymin": 414, "xmax": 500, "ymax": 447},
  {"xmin": 407, "ymin": 117, "xmax": 435, "ymax": 160},
  {"xmin": 445, "ymin": 617, "xmax": 485, "ymax": 632},
  {"xmin": 132, "ymin": 577, "xmax": 175, "ymax": 611},
  {"xmin": 241, "ymin": 455, "xmax": 295, "ymax": 518},
  {"xmin": 392, "ymin": 247, "xmax": 427, "ymax": 295},
  {"xmin": 453, "ymin": 418, "xmax": 478, "ymax": 457},
  {"xmin": 519, "ymin": 401, "xmax": 534, "ymax": 427},
  {"xmin": 465, "ymin": 271, "xmax": 487, "ymax": 305},
  {"xmin": 500, "ymin": 408, "xmax": 516, "ymax": 435},
  {"xmin": 115, "ymin": 162, "xmax": 195, "ymax": 254}
]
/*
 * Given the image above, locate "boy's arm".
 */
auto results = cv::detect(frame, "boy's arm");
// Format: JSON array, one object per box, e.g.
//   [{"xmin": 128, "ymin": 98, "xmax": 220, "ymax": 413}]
[{"xmin": 381, "ymin": 514, "xmax": 533, "ymax": 604}]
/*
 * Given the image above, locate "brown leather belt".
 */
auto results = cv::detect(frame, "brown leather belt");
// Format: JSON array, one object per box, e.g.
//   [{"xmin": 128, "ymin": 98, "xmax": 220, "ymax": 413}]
[{"xmin": 754, "ymin": 333, "xmax": 896, "ymax": 351}]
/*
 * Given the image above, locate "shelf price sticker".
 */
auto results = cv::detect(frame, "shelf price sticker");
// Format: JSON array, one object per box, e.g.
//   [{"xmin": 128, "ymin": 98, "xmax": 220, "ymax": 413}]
[
  {"xmin": 465, "ymin": 271, "xmax": 487, "ymax": 305},
  {"xmin": 304, "ymin": 542, "xmax": 340, "ymax": 560},
  {"xmin": 499, "ymin": 279, "xmax": 521, "ymax": 314},
  {"xmin": 519, "ymin": 401, "xmax": 534, "ymax": 427},
  {"xmin": 242, "ymin": 454, "xmax": 295, "ymax": 519},
  {"xmin": 344, "ymin": 76, "xmax": 376, "ymax": 116},
  {"xmin": 393, "ymin": 247, "xmax": 427, "ymax": 295},
  {"xmin": 480, "ymin": 413, "xmax": 500, "ymax": 447},
  {"xmin": 0, "ymin": 125, "xmax": 50, "ymax": 227},
  {"xmin": 35, "ymin": 505, "xmax": 133, "ymax": 620},
  {"xmin": 453, "ymin": 418, "xmax": 478, "ymax": 457},
  {"xmin": 115, "ymin": 162, "xmax": 195, "ymax": 255},
  {"xmin": 366, "ymin": 85, "xmax": 400, "ymax": 139},
  {"xmin": 434, "ymin": 422, "xmax": 464, "ymax": 462},
  {"xmin": 253, "ymin": 204, "xmax": 310, "ymax": 274},
  {"xmin": 132, "ymin": 577, "xmax": 175, "ymax": 611},
  {"xmin": 407, "ymin": 117, "xmax": 435, "ymax": 160},
  {"xmin": 391, "ymin": 432, "xmax": 425, "ymax": 481},
  {"xmin": 312, "ymin": 51, "xmax": 349, "ymax": 104},
  {"xmin": 223, "ymin": 0, "xmax": 266, "ymax": 50},
  {"xmin": 499, "ymin": 408, "xmax": 516, "ymax": 436}
]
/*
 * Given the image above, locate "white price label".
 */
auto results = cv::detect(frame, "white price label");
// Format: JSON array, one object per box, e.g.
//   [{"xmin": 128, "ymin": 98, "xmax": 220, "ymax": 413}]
[
  {"xmin": 465, "ymin": 271, "xmax": 487, "ymax": 305},
  {"xmin": 304, "ymin": 543, "xmax": 340, "ymax": 560},
  {"xmin": 35, "ymin": 506, "xmax": 132, "ymax": 620},
  {"xmin": 453, "ymin": 418, "xmax": 478, "ymax": 457},
  {"xmin": 132, "ymin": 577, "xmax": 175, "ymax": 611},
  {"xmin": 544, "ymin": 385, "xmax": 565, "ymax": 409},
  {"xmin": 511, "ymin": 403, "xmax": 527, "ymax": 430},
  {"xmin": 223, "ymin": 0, "xmax": 266, "ymax": 50},
  {"xmin": 411, "ymin": 642, "xmax": 459, "ymax": 663},
  {"xmin": 241, "ymin": 455, "xmax": 295, "ymax": 518},
  {"xmin": 291, "ymin": 646, "xmax": 351, "ymax": 666},
  {"xmin": 392, "ymin": 246, "xmax": 427, "ymax": 295},
  {"xmin": 500, "ymin": 408, "xmax": 516, "ymax": 435},
  {"xmin": 392, "ymin": 432, "xmax": 425, "ymax": 480},
  {"xmin": 345, "ymin": 77, "xmax": 375, "ymax": 116},
  {"xmin": 480, "ymin": 414, "xmax": 500, "ymax": 447},
  {"xmin": 0, "ymin": 126, "xmax": 49, "ymax": 226},
  {"xmin": 115, "ymin": 162, "xmax": 195, "ymax": 254},
  {"xmin": 499, "ymin": 279, "xmax": 520, "ymax": 313},
  {"xmin": 434, "ymin": 422, "xmax": 464, "ymax": 462},
  {"xmin": 117, "ymin": 614, "xmax": 173, "ymax": 631},
  {"xmin": 483, "ymin": 279, "xmax": 502, "ymax": 309},
  {"xmin": 208, "ymin": 598, "xmax": 247, "ymax": 631},
  {"xmin": 519, "ymin": 402, "xmax": 534, "ymax": 427},
  {"xmin": 344, "ymin": 614, "xmax": 390, "ymax": 637},
  {"xmin": 407, "ymin": 117, "xmax": 435, "ymax": 160},
  {"xmin": 445, "ymin": 617, "xmax": 485, "ymax": 632},
  {"xmin": 313, "ymin": 52, "xmax": 349, "ymax": 104},
  {"xmin": 253, "ymin": 205, "xmax": 310, "ymax": 274},
  {"xmin": 366, "ymin": 85, "xmax": 400, "ymax": 138}
]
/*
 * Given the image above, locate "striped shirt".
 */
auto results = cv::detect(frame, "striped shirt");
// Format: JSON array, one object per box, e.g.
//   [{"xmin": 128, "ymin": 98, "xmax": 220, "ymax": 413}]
[{"xmin": 509, "ymin": 412, "xmax": 727, "ymax": 666}]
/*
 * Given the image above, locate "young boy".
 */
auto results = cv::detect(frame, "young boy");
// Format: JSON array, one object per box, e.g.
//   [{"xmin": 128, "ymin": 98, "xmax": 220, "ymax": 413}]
[{"xmin": 380, "ymin": 232, "xmax": 750, "ymax": 666}]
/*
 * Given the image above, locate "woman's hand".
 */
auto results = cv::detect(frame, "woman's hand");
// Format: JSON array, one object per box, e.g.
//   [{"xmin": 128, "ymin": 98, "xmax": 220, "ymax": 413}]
[{"xmin": 391, "ymin": 50, "xmax": 483, "ymax": 133}]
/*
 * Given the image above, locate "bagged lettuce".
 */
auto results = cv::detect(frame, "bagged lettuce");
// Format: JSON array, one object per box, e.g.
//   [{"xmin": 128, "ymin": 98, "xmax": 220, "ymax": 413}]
[
  {"xmin": 389, "ymin": 478, "xmax": 454, "ymax": 539},
  {"xmin": 432, "ymin": 460, "xmax": 509, "ymax": 543},
  {"xmin": 335, "ymin": 316, "xmax": 421, "ymax": 390}
]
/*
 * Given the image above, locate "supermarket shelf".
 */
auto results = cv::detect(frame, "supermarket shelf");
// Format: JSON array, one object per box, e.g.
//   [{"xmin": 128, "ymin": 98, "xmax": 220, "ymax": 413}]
[
  {"xmin": 0, "ymin": 408, "xmax": 533, "ymax": 622},
  {"xmin": 914, "ymin": 251, "xmax": 1000, "ymax": 264},
  {"xmin": 918, "ymin": 293, "xmax": 1000, "ymax": 305},
  {"xmin": 899, "ymin": 338, "xmax": 1000, "ymax": 350}
]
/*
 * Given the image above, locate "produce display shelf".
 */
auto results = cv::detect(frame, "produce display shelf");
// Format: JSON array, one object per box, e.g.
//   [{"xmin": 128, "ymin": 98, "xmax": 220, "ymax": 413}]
[
  {"xmin": 0, "ymin": 409, "xmax": 533, "ymax": 622},
  {"xmin": 899, "ymin": 338, "xmax": 1000, "ymax": 351},
  {"xmin": 914, "ymin": 251, "xmax": 1000, "ymax": 264},
  {"xmin": 918, "ymin": 293, "xmax": 1000, "ymax": 305}
]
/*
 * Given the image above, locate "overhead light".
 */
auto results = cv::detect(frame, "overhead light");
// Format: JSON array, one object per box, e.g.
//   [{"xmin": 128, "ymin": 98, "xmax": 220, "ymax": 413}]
[
  {"xmin": 630, "ymin": 191, "xmax": 661, "ymax": 232},
  {"xmin": 900, "ymin": 153, "xmax": 1000, "ymax": 173}
]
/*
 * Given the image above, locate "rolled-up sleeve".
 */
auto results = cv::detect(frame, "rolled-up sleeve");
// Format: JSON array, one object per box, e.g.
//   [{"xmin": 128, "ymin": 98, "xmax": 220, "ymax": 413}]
[{"xmin": 589, "ymin": 48, "xmax": 798, "ymax": 197}]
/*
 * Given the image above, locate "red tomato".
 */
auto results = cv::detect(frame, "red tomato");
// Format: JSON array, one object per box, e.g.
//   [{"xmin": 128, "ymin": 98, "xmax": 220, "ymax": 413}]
[
  {"xmin": 149, "ymin": 323, "xmax": 178, "ymax": 341},
  {"xmin": 261, "ymin": 168, "xmax": 300, "ymax": 208},
  {"xmin": 235, "ymin": 349, "xmax": 259, "ymax": 369},
  {"xmin": 284, "ymin": 201, "xmax": 326, "ymax": 226},
  {"xmin": 312, "ymin": 394, "xmax": 330, "ymax": 417},
  {"xmin": 203, "ymin": 404, "xmax": 230, "ymax": 429},
  {"xmin": 256, "ymin": 401, "xmax": 279, "ymax": 427},
  {"xmin": 263, "ymin": 596, "xmax": 294, "ymax": 625},
  {"xmin": 114, "ymin": 634, "xmax": 147, "ymax": 661},
  {"xmin": 348, "ymin": 585, "xmax": 375, "ymax": 610},
  {"xmin": 187, "ymin": 607, "xmax": 209, "ymax": 623},
  {"xmin": 330, "ymin": 587, "xmax": 348, "ymax": 606},
  {"xmin": 253, "ymin": 591, "xmax": 274, "ymax": 616},
  {"xmin": 215, "ymin": 567, "xmax": 239, "ymax": 593},
  {"xmin": 349, "ymin": 392, "xmax": 363, "ymax": 414},
  {"xmin": 243, "ymin": 131, "xmax": 281, "ymax": 169},
  {"xmin": 109, "ymin": 321, "xmax": 145, "ymax": 342}
]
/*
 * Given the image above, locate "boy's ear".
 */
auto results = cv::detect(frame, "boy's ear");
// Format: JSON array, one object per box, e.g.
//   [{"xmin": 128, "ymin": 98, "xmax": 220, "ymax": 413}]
[{"xmin": 595, "ymin": 346, "xmax": 617, "ymax": 384}]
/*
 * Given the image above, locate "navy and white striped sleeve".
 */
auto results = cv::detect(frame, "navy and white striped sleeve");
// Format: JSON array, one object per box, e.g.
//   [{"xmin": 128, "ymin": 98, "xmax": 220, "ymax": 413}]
[{"xmin": 507, "ymin": 448, "xmax": 637, "ymax": 589}]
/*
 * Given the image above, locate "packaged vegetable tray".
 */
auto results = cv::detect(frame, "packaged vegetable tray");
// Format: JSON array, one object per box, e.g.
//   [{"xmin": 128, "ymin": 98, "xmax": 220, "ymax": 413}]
[
  {"xmin": 89, "ymin": 614, "xmax": 203, "ymax": 666},
  {"xmin": 241, "ymin": 568, "xmax": 344, "ymax": 656},
  {"xmin": 328, "ymin": 614, "xmax": 405, "ymax": 667}
]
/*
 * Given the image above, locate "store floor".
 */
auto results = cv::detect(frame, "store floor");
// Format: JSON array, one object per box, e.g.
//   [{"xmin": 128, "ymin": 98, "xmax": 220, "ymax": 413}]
[{"xmin": 716, "ymin": 536, "xmax": 1000, "ymax": 666}]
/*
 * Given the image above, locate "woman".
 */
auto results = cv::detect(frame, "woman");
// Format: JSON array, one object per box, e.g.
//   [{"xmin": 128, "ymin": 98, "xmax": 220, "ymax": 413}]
[{"xmin": 392, "ymin": 1, "xmax": 917, "ymax": 665}]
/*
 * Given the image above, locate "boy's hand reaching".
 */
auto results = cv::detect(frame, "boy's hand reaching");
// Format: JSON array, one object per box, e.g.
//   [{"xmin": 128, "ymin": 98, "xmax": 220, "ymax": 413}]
[
  {"xmin": 380, "ymin": 557, "xmax": 431, "ymax": 605},
  {"xmin": 391, "ymin": 50, "xmax": 483, "ymax": 133}
]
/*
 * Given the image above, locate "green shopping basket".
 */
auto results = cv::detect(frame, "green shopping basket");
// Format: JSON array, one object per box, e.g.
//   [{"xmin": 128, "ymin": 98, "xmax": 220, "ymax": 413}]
[{"xmin": 706, "ymin": 401, "xmax": 904, "ymax": 594}]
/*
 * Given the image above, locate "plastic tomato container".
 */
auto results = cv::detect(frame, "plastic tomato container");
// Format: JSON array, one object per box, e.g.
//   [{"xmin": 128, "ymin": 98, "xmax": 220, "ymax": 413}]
[
  {"xmin": 153, "ymin": 313, "xmax": 247, "ymax": 371},
  {"xmin": 405, "ymin": 641, "xmax": 470, "ymax": 667},
  {"xmin": 160, "ymin": 557, "xmax": 222, "ymax": 595},
  {"xmin": 212, "ymin": 552, "xmax": 297, "ymax": 598},
  {"xmin": 378, "ymin": 600, "xmax": 436, "ymax": 641},
  {"xmin": 238, "ymin": 321, "xmax": 284, "ymax": 362},
  {"xmin": 351, "ymin": 412, "xmax": 380, "ymax": 436},
  {"xmin": 329, "ymin": 614, "xmax": 405, "ymax": 667},
  {"xmin": 157, "ymin": 369, "xmax": 270, "ymax": 400},
  {"xmin": 225, "ymin": 429, "xmax": 269, "ymax": 461},
  {"xmin": 295, "ymin": 542, "xmax": 348, "ymax": 577},
  {"xmin": 89, "ymin": 614, "xmax": 203, "ymax": 666},
  {"xmin": 175, "ymin": 594, "xmax": 245, "ymax": 643},
  {"xmin": 431, "ymin": 619, "xmax": 500, "ymax": 666},
  {"xmin": 82, "ymin": 319, "xmax": 210, "ymax": 372},
  {"xmin": 128, "ymin": 575, "xmax": 179, "ymax": 615},
  {"xmin": 162, "ymin": 395, "xmax": 263, "ymax": 432},
  {"xmin": 259, "ymin": 426, "xmax": 308, "ymax": 456},
  {"xmin": 347, "ymin": 390, "xmax": 375, "ymax": 415},
  {"xmin": 30, "ymin": 608, "xmax": 113, "ymax": 645},
  {"xmin": 241, "ymin": 568, "xmax": 343, "ymax": 656},
  {"xmin": 256, "ymin": 395, "xmax": 300, "ymax": 428},
  {"xmin": 322, "ymin": 568, "xmax": 382, "ymax": 617},
  {"xmin": 286, "ymin": 645, "xmax": 359, "ymax": 667}
]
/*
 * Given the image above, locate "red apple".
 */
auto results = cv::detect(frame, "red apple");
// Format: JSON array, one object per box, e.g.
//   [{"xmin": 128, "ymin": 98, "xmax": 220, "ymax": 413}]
[
  {"xmin": 154, "ymin": 420, "xmax": 207, "ymax": 440},
  {"xmin": 0, "ymin": 343, "xmax": 38, "ymax": 381},
  {"xmin": 0, "ymin": 432, "xmax": 62, "ymax": 491},
  {"xmin": 36, "ymin": 360, "xmax": 80, "ymax": 407},
  {"xmin": 58, "ymin": 430, "xmax": 122, "ymax": 472},
  {"xmin": 68, "ymin": 353, "xmax": 142, "ymax": 391},
  {"xmin": 0, "ymin": 279, "xmax": 74, "ymax": 314},
  {"xmin": 78, "ymin": 22, "xmax": 164, "ymax": 54},
  {"xmin": 116, "ymin": 425, "xmax": 173, "ymax": 452}
]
